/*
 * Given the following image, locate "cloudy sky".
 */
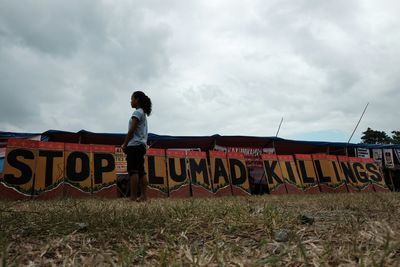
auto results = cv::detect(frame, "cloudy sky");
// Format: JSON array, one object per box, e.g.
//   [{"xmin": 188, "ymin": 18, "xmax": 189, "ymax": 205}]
[{"xmin": 1, "ymin": 0, "xmax": 399, "ymax": 142}]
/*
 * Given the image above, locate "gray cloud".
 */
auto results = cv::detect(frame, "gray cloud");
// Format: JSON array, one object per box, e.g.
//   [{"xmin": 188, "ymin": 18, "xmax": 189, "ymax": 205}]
[
  {"xmin": 0, "ymin": 0, "xmax": 399, "ymax": 141},
  {"xmin": 0, "ymin": 0, "xmax": 172, "ymax": 133}
]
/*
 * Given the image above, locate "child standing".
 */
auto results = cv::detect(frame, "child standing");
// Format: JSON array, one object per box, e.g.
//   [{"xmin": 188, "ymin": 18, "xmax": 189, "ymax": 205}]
[{"xmin": 121, "ymin": 91, "xmax": 152, "ymax": 201}]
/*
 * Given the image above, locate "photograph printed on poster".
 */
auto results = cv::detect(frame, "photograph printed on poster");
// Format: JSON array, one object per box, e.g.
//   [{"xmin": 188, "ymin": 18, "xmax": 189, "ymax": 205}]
[
  {"xmin": 372, "ymin": 149, "xmax": 383, "ymax": 166},
  {"xmin": 383, "ymin": 149, "xmax": 394, "ymax": 168}
]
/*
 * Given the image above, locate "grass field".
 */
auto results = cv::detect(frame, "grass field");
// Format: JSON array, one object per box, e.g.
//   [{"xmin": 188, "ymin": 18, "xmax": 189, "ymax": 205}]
[{"xmin": 1, "ymin": 193, "xmax": 400, "ymax": 266}]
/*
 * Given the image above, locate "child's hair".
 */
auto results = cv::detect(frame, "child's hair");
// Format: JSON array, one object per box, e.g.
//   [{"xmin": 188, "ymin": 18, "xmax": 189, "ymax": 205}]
[{"xmin": 133, "ymin": 91, "xmax": 152, "ymax": 116}]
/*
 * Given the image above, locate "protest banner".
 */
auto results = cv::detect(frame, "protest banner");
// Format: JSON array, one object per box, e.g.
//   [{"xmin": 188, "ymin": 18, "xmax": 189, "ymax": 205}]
[
  {"xmin": 261, "ymin": 154, "xmax": 287, "ymax": 194},
  {"xmin": 145, "ymin": 149, "xmax": 168, "ymax": 198},
  {"xmin": 209, "ymin": 150, "xmax": 232, "ymax": 196},
  {"xmin": 295, "ymin": 154, "xmax": 320, "ymax": 194},
  {"xmin": 214, "ymin": 145, "xmax": 268, "ymax": 189},
  {"xmin": 277, "ymin": 155, "xmax": 303, "ymax": 194},
  {"xmin": 348, "ymin": 157, "xmax": 374, "ymax": 192},
  {"xmin": 227, "ymin": 152, "xmax": 251, "ymax": 196},
  {"xmin": 34, "ymin": 141, "xmax": 65, "ymax": 199},
  {"xmin": 337, "ymin": 156, "xmax": 359, "ymax": 193},
  {"xmin": 362, "ymin": 157, "xmax": 390, "ymax": 192},
  {"xmin": 64, "ymin": 143, "xmax": 92, "ymax": 198},
  {"xmin": 1, "ymin": 139, "xmax": 38, "ymax": 200},
  {"xmin": 167, "ymin": 150, "xmax": 190, "ymax": 198},
  {"xmin": 91, "ymin": 145, "xmax": 117, "ymax": 198},
  {"xmin": 312, "ymin": 154, "xmax": 347, "ymax": 193},
  {"xmin": 187, "ymin": 151, "xmax": 213, "ymax": 197}
]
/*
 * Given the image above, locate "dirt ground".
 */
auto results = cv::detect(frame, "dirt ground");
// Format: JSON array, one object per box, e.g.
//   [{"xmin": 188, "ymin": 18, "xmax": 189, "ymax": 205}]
[{"xmin": 1, "ymin": 192, "xmax": 399, "ymax": 266}]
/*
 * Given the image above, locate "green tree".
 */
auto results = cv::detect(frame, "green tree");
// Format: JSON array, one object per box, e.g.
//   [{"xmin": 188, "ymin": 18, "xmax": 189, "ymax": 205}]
[
  {"xmin": 361, "ymin": 128, "xmax": 391, "ymax": 144},
  {"xmin": 391, "ymin": 131, "xmax": 400, "ymax": 144}
]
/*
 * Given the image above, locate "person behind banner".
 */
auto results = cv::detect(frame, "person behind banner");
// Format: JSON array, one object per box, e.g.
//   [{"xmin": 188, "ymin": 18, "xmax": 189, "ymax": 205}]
[{"xmin": 121, "ymin": 91, "xmax": 152, "ymax": 202}]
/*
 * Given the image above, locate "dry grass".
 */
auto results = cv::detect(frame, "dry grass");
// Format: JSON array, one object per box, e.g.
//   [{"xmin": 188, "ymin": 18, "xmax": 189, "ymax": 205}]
[{"xmin": 1, "ymin": 193, "xmax": 400, "ymax": 266}]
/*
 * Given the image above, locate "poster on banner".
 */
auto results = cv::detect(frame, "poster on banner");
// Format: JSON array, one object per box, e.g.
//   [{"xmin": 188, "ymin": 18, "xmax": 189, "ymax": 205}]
[
  {"xmin": 114, "ymin": 147, "xmax": 127, "ymax": 174},
  {"xmin": 372, "ymin": 149, "xmax": 383, "ymax": 166},
  {"xmin": 356, "ymin": 148, "xmax": 370, "ymax": 158},
  {"xmin": 383, "ymin": 149, "xmax": 394, "ymax": 168},
  {"xmin": 214, "ymin": 145, "xmax": 273, "ymax": 186}
]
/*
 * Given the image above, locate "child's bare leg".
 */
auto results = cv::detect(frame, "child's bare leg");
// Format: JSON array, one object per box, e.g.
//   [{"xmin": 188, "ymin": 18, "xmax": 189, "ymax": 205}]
[
  {"xmin": 130, "ymin": 173, "xmax": 139, "ymax": 201},
  {"xmin": 138, "ymin": 174, "xmax": 148, "ymax": 201}
]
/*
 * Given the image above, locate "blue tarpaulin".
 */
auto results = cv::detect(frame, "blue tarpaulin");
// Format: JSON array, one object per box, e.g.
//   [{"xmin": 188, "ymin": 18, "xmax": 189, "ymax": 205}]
[{"xmin": 0, "ymin": 129, "xmax": 399, "ymax": 153}]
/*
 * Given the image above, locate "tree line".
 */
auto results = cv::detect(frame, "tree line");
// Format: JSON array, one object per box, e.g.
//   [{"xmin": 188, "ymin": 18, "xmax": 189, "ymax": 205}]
[{"xmin": 361, "ymin": 128, "xmax": 400, "ymax": 144}]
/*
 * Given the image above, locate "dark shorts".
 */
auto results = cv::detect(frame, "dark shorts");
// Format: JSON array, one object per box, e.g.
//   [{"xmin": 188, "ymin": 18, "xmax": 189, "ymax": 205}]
[{"xmin": 126, "ymin": 145, "xmax": 147, "ymax": 177}]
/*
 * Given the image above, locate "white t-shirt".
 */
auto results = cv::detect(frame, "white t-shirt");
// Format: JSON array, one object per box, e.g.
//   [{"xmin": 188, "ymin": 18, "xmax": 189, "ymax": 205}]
[{"xmin": 127, "ymin": 108, "xmax": 148, "ymax": 147}]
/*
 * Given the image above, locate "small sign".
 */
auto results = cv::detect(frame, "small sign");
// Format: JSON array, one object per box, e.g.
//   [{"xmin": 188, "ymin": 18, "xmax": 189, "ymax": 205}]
[
  {"xmin": 356, "ymin": 148, "xmax": 370, "ymax": 158},
  {"xmin": 383, "ymin": 149, "xmax": 394, "ymax": 168}
]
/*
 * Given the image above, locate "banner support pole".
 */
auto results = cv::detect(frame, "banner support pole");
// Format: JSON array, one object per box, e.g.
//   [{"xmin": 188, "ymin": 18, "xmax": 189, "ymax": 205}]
[
  {"xmin": 272, "ymin": 117, "xmax": 283, "ymax": 154},
  {"xmin": 346, "ymin": 103, "xmax": 369, "ymax": 156}
]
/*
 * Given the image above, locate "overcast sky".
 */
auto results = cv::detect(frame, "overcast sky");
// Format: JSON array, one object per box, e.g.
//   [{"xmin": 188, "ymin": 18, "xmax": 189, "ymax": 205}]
[{"xmin": 1, "ymin": 0, "xmax": 399, "ymax": 142}]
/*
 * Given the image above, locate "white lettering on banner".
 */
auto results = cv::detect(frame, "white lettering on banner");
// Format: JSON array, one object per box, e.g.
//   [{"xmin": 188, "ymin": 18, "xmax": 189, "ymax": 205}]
[
  {"xmin": 213, "ymin": 145, "xmax": 227, "ymax": 152},
  {"xmin": 383, "ymin": 149, "xmax": 394, "ymax": 168},
  {"xmin": 262, "ymin": 148, "xmax": 275, "ymax": 154}
]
